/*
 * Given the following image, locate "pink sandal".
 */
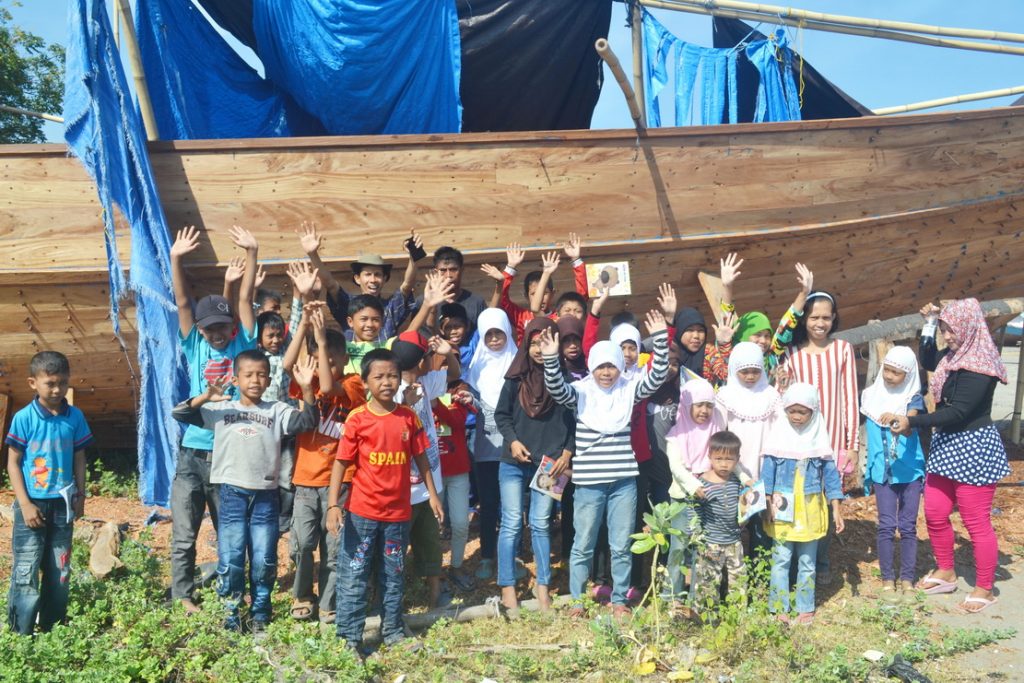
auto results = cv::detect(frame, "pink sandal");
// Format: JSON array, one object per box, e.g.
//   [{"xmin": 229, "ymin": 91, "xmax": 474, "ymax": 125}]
[
  {"xmin": 959, "ymin": 596, "xmax": 998, "ymax": 613},
  {"xmin": 917, "ymin": 575, "xmax": 957, "ymax": 595}
]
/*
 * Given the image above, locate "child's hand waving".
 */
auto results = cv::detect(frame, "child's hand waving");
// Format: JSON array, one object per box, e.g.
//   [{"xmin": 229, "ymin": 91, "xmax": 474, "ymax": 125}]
[
  {"xmin": 506, "ymin": 242, "xmax": 525, "ymax": 269},
  {"xmin": 479, "ymin": 263, "xmax": 504, "ymax": 282},
  {"xmin": 423, "ymin": 271, "xmax": 455, "ymax": 307},
  {"xmin": 291, "ymin": 356, "xmax": 316, "ymax": 389},
  {"xmin": 562, "ymin": 232, "xmax": 582, "ymax": 261},
  {"xmin": 223, "ymin": 257, "xmax": 245, "ymax": 285},
  {"xmin": 204, "ymin": 381, "xmax": 231, "ymax": 402},
  {"xmin": 657, "ymin": 283, "xmax": 677, "ymax": 320},
  {"xmin": 712, "ymin": 312, "xmax": 739, "ymax": 345},
  {"xmin": 171, "ymin": 225, "xmax": 201, "ymax": 259},
  {"xmin": 720, "ymin": 252, "xmax": 743, "ymax": 287},
  {"xmin": 253, "ymin": 263, "xmax": 267, "ymax": 289},
  {"xmin": 541, "ymin": 251, "xmax": 560, "ymax": 275},
  {"xmin": 644, "ymin": 309, "xmax": 667, "ymax": 336},
  {"xmin": 536, "ymin": 327, "xmax": 560, "ymax": 356},
  {"xmin": 428, "ymin": 335, "xmax": 453, "ymax": 356},
  {"xmin": 287, "ymin": 261, "xmax": 320, "ymax": 301},
  {"xmin": 795, "ymin": 262, "xmax": 814, "ymax": 296},
  {"xmin": 309, "ymin": 305, "xmax": 327, "ymax": 343},
  {"xmin": 228, "ymin": 225, "xmax": 259, "ymax": 251}
]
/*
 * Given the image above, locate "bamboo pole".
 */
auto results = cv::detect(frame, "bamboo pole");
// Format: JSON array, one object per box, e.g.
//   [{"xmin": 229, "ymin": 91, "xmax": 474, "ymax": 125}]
[
  {"xmin": 113, "ymin": 0, "xmax": 120, "ymax": 48},
  {"xmin": 0, "ymin": 104, "xmax": 64, "ymax": 124},
  {"xmin": 643, "ymin": 0, "xmax": 1024, "ymax": 44},
  {"xmin": 1013, "ymin": 339, "xmax": 1024, "ymax": 444},
  {"xmin": 630, "ymin": 2, "xmax": 647, "ymax": 128},
  {"xmin": 874, "ymin": 85, "xmax": 1024, "ymax": 115},
  {"xmin": 595, "ymin": 39, "xmax": 646, "ymax": 132},
  {"xmin": 833, "ymin": 298, "xmax": 1024, "ymax": 348},
  {"xmin": 640, "ymin": 0, "xmax": 1024, "ymax": 57},
  {"xmin": 114, "ymin": 0, "xmax": 159, "ymax": 141}
]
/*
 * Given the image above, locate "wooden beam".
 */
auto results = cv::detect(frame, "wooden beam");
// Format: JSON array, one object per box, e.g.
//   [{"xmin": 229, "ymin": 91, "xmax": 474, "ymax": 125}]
[
  {"xmin": 595, "ymin": 39, "xmax": 645, "ymax": 131},
  {"xmin": 0, "ymin": 393, "xmax": 10, "ymax": 472},
  {"xmin": 630, "ymin": 1, "xmax": 647, "ymax": 128},
  {"xmin": 875, "ymin": 85, "xmax": 1024, "ymax": 116},
  {"xmin": 834, "ymin": 298, "xmax": 1024, "ymax": 347}
]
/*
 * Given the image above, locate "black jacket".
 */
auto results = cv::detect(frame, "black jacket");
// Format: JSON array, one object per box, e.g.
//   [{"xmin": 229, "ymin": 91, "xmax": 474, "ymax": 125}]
[
  {"xmin": 493, "ymin": 378, "xmax": 575, "ymax": 466},
  {"xmin": 908, "ymin": 335, "xmax": 997, "ymax": 433}
]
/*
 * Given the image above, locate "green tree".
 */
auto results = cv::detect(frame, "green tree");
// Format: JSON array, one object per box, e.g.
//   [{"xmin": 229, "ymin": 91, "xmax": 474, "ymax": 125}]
[{"xmin": 0, "ymin": 2, "xmax": 64, "ymax": 143}]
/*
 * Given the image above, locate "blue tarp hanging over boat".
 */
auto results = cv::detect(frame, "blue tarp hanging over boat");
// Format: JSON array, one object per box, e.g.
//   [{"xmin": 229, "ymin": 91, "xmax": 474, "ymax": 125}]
[
  {"xmin": 135, "ymin": 0, "xmax": 323, "ymax": 139},
  {"xmin": 65, "ymin": 0, "xmax": 186, "ymax": 507},
  {"xmin": 252, "ymin": 0, "xmax": 463, "ymax": 135}
]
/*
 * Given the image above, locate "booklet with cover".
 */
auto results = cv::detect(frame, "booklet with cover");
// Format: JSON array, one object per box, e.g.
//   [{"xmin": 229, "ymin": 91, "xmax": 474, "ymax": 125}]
[
  {"xmin": 738, "ymin": 480, "xmax": 767, "ymax": 524},
  {"xmin": 529, "ymin": 455, "xmax": 571, "ymax": 502}
]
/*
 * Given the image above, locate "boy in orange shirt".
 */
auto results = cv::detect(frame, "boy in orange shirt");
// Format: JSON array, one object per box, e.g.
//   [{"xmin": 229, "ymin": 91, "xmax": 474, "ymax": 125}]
[
  {"xmin": 327, "ymin": 348, "xmax": 444, "ymax": 652},
  {"xmin": 285, "ymin": 304, "xmax": 366, "ymax": 624}
]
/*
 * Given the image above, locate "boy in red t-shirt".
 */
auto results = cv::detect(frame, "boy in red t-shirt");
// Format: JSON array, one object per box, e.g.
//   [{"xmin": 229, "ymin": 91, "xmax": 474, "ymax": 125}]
[
  {"xmin": 284, "ymin": 305, "xmax": 366, "ymax": 624},
  {"xmin": 327, "ymin": 348, "xmax": 443, "ymax": 652},
  {"xmin": 432, "ymin": 382, "xmax": 476, "ymax": 592}
]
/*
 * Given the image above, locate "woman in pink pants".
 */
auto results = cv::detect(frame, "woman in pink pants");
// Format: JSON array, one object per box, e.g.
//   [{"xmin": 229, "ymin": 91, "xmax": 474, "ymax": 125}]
[{"xmin": 891, "ymin": 299, "xmax": 1010, "ymax": 613}]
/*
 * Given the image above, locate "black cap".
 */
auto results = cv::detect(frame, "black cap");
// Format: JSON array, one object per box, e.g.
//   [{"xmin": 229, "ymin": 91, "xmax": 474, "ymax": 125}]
[{"xmin": 195, "ymin": 295, "xmax": 234, "ymax": 328}]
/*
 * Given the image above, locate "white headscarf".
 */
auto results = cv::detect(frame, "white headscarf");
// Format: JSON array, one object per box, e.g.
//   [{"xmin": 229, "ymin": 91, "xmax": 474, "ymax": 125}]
[
  {"xmin": 466, "ymin": 308, "xmax": 517, "ymax": 408},
  {"xmin": 860, "ymin": 346, "xmax": 921, "ymax": 426},
  {"xmin": 574, "ymin": 340, "xmax": 635, "ymax": 434},
  {"xmin": 716, "ymin": 341, "xmax": 780, "ymax": 420},
  {"xmin": 610, "ymin": 323, "xmax": 642, "ymax": 380},
  {"xmin": 762, "ymin": 382, "xmax": 833, "ymax": 460}
]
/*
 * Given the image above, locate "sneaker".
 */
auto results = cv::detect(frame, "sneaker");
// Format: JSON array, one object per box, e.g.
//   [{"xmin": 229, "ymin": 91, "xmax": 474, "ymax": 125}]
[
  {"xmin": 475, "ymin": 559, "xmax": 495, "ymax": 580},
  {"xmin": 625, "ymin": 586, "xmax": 643, "ymax": 606},
  {"xmin": 590, "ymin": 584, "xmax": 612, "ymax": 604}
]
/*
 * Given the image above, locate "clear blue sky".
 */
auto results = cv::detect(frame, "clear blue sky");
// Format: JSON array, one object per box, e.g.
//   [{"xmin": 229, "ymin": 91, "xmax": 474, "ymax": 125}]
[{"xmin": 10, "ymin": 0, "xmax": 1024, "ymax": 141}]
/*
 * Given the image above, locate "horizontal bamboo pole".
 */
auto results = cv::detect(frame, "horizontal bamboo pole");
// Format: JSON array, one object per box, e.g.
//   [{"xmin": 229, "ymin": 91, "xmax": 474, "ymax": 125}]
[
  {"xmin": 646, "ymin": 0, "xmax": 1024, "ymax": 44},
  {"xmin": 640, "ymin": 0, "xmax": 1024, "ymax": 57},
  {"xmin": 0, "ymin": 104, "xmax": 64, "ymax": 123},
  {"xmin": 595, "ymin": 38, "xmax": 646, "ymax": 131},
  {"xmin": 833, "ymin": 298, "xmax": 1024, "ymax": 347},
  {"xmin": 875, "ymin": 85, "xmax": 1024, "ymax": 115}
]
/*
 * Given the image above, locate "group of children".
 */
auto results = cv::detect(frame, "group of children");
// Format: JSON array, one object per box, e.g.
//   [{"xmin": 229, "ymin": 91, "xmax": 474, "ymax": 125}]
[{"xmin": 4, "ymin": 228, "xmax": 959, "ymax": 645}]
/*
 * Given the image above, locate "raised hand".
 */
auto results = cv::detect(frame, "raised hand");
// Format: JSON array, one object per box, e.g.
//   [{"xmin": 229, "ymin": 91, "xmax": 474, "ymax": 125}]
[
  {"xmin": 644, "ymin": 309, "xmax": 668, "ymax": 335},
  {"xmin": 204, "ymin": 381, "xmax": 231, "ymax": 402},
  {"xmin": 406, "ymin": 228, "xmax": 423, "ymax": 252},
  {"xmin": 291, "ymin": 355, "xmax": 316, "ymax": 388},
  {"xmin": 536, "ymin": 327, "xmax": 560, "ymax": 356},
  {"xmin": 720, "ymin": 252, "xmax": 743, "ymax": 287},
  {"xmin": 795, "ymin": 262, "xmax": 814, "ymax": 296},
  {"xmin": 591, "ymin": 285, "xmax": 610, "ymax": 315},
  {"xmin": 171, "ymin": 225, "xmax": 201, "ymax": 259},
  {"xmin": 541, "ymin": 251, "xmax": 560, "ymax": 275},
  {"xmin": 253, "ymin": 263, "xmax": 267, "ymax": 289},
  {"xmin": 287, "ymin": 261, "xmax": 320, "ymax": 300},
  {"xmin": 309, "ymin": 305, "xmax": 327, "ymax": 342},
  {"xmin": 297, "ymin": 221, "xmax": 323, "ymax": 255},
  {"xmin": 562, "ymin": 232, "xmax": 582, "ymax": 260},
  {"xmin": 506, "ymin": 242, "xmax": 525, "ymax": 270},
  {"xmin": 480, "ymin": 263, "xmax": 504, "ymax": 282},
  {"xmin": 657, "ymin": 283, "xmax": 677, "ymax": 320},
  {"xmin": 228, "ymin": 225, "xmax": 258, "ymax": 251},
  {"xmin": 712, "ymin": 312, "xmax": 739, "ymax": 345},
  {"xmin": 428, "ymin": 335, "xmax": 453, "ymax": 356},
  {"xmin": 223, "ymin": 257, "xmax": 245, "ymax": 284},
  {"xmin": 402, "ymin": 383, "xmax": 422, "ymax": 406},
  {"xmin": 424, "ymin": 271, "xmax": 455, "ymax": 307}
]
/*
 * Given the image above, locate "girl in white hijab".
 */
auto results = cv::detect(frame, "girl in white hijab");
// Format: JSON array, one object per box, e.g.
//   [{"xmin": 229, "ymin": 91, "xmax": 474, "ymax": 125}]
[
  {"xmin": 609, "ymin": 323, "xmax": 642, "ymax": 380},
  {"xmin": 760, "ymin": 382, "xmax": 845, "ymax": 625},
  {"xmin": 860, "ymin": 346, "xmax": 926, "ymax": 594},
  {"xmin": 716, "ymin": 341, "xmax": 781, "ymax": 479}
]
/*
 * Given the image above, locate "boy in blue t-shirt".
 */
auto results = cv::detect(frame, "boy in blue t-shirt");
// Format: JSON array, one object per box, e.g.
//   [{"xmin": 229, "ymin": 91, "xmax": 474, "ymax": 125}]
[
  {"xmin": 170, "ymin": 225, "xmax": 259, "ymax": 611},
  {"xmin": 5, "ymin": 351, "xmax": 93, "ymax": 635}
]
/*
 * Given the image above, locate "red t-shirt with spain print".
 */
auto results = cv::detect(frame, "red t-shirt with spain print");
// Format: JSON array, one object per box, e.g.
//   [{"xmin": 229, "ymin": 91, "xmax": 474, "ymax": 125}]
[{"xmin": 337, "ymin": 403, "xmax": 430, "ymax": 522}]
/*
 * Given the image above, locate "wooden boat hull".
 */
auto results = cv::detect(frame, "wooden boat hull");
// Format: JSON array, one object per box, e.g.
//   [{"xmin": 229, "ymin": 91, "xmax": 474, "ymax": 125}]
[{"xmin": 1, "ymin": 107, "xmax": 1022, "ymax": 440}]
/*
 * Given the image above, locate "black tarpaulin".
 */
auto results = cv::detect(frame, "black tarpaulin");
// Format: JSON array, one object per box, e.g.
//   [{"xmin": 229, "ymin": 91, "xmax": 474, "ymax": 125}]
[
  {"xmin": 193, "ymin": 0, "xmax": 613, "ymax": 133},
  {"xmin": 712, "ymin": 17, "xmax": 870, "ymax": 121}
]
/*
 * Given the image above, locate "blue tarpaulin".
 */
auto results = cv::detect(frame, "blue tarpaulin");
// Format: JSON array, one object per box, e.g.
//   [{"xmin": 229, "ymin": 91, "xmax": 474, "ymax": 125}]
[
  {"xmin": 65, "ymin": 0, "xmax": 185, "ymax": 507},
  {"xmin": 135, "ymin": 0, "xmax": 322, "ymax": 139},
  {"xmin": 252, "ymin": 0, "xmax": 463, "ymax": 135}
]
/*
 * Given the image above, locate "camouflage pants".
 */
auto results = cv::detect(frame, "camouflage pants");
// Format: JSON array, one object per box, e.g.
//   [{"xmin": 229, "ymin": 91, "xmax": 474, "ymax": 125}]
[{"xmin": 691, "ymin": 540, "xmax": 746, "ymax": 609}]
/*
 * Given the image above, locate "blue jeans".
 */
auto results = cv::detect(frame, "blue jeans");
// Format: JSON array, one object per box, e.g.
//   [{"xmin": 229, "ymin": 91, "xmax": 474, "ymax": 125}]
[
  {"xmin": 770, "ymin": 539, "xmax": 819, "ymax": 614},
  {"xmin": 335, "ymin": 511, "xmax": 409, "ymax": 645},
  {"xmin": 665, "ymin": 499, "xmax": 696, "ymax": 601},
  {"xmin": 497, "ymin": 462, "xmax": 556, "ymax": 587},
  {"xmin": 8, "ymin": 499, "xmax": 73, "ymax": 634},
  {"xmin": 570, "ymin": 478, "xmax": 637, "ymax": 605},
  {"xmin": 216, "ymin": 484, "xmax": 279, "ymax": 628},
  {"xmin": 474, "ymin": 461, "xmax": 500, "ymax": 560}
]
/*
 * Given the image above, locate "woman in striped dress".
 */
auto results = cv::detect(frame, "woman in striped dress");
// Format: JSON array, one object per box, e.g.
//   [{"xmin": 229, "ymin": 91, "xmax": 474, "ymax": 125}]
[
  {"xmin": 779, "ymin": 291, "xmax": 858, "ymax": 584},
  {"xmin": 539, "ymin": 310, "xmax": 670, "ymax": 619}
]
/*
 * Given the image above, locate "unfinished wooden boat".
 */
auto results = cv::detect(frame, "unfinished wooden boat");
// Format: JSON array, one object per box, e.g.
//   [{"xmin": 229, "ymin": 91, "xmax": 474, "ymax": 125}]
[{"xmin": 1, "ymin": 106, "xmax": 1022, "ymax": 440}]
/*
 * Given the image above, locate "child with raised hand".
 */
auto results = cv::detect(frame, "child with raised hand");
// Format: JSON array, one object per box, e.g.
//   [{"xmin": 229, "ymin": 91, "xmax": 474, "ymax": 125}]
[
  {"xmin": 432, "ymin": 383, "xmax": 477, "ymax": 592},
  {"xmin": 778, "ymin": 284, "xmax": 858, "ymax": 585},
  {"xmin": 327, "ymin": 349, "xmax": 443, "ymax": 653},
  {"xmin": 759, "ymin": 383, "xmax": 845, "ymax": 626},
  {"xmin": 735, "ymin": 263, "xmax": 814, "ymax": 376},
  {"xmin": 539, "ymin": 309, "xmax": 670, "ymax": 619},
  {"xmin": 172, "ymin": 351, "xmax": 320, "ymax": 631},
  {"xmin": 690, "ymin": 431, "xmax": 748, "ymax": 615},
  {"xmin": 480, "ymin": 235, "xmax": 589, "ymax": 344},
  {"xmin": 861, "ymin": 346, "xmax": 926, "ymax": 597},
  {"xmin": 5, "ymin": 351, "xmax": 92, "ymax": 635},
  {"xmin": 284, "ymin": 303, "xmax": 367, "ymax": 624},
  {"xmin": 663, "ymin": 377, "xmax": 724, "ymax": 608},
  {"xmin": 169, "ymin": 224, "xmax": 259, "ymax": 613},
  {"xmin": 299, "ymin": 222, "xmax": 422, "ymax": 341},
  {"xmin": 464, "ymin": 308, "xmax": 518, "ymax": 580}
]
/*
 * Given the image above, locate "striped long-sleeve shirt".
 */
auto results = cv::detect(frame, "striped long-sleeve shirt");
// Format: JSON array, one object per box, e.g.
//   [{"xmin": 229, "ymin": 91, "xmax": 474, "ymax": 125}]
[
  {"xmin": 543, "ymin": 330, "xmax": 670, "ymax": 485},
  {"xmin": 780, "ymin": 339, "xmax": 860, "ymax": 472}
]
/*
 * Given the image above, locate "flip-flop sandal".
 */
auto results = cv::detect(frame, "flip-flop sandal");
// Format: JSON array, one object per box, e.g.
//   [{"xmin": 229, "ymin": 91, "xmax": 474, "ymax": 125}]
[
  {"xmin": 290, "ymin": 600, "xmax": 314, "ymax": 621},
  {"xmin": 917, "ymin": 575, "xmax": 957, "ymax": 595},
  {"xmin": 959, "ymin": 596, "xmax": 998, "ymax": 613}
]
